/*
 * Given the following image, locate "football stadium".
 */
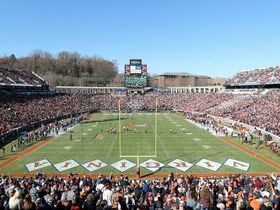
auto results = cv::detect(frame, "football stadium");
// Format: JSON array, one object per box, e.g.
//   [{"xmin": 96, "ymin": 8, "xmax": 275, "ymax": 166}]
[{"xmin": 1, "ymin": 1, "xmax": 280, "ymax": 210}]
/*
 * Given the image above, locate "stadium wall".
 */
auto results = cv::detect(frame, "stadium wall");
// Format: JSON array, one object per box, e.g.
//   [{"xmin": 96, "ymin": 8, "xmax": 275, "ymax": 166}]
[{"xmin": 54, "ymin": 86, "xmax": 224, "ymax": 94}]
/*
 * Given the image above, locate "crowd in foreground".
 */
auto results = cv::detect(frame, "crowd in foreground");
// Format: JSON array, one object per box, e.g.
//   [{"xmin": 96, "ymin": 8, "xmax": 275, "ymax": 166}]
[{"xmin": 0, "ymin": 173, "xmax": 280, "ymax": 210}]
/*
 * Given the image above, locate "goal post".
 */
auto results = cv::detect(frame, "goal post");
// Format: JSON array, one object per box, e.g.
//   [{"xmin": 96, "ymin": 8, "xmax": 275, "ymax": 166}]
[{"xmin": 118, "ymin": 96, "xmax": 158, "ymax": 162}]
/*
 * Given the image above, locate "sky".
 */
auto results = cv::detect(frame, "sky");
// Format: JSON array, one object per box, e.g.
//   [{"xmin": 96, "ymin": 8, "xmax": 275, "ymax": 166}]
[{"xmin": 0, "ymin": 0, "xmax": 280, "ymax": 78}]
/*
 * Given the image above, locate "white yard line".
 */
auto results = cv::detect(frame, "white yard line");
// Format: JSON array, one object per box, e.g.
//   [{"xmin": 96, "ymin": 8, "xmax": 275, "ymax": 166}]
[
  {"xmin": 157, "ymin": 135, "xmax": 171, "ymax": 160},
  {"xmin": 105, "ymin": 135, "xmax": 118, "ymax": 159}
]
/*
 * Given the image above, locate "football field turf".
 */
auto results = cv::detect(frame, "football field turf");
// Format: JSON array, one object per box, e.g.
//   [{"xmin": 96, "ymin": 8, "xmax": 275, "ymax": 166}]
[{"xmin": 1, "ymin": 112, "xmax": 279, "ymax": 175}]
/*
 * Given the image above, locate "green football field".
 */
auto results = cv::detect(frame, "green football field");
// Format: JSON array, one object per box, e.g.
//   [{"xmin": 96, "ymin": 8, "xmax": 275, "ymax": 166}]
[{"xmin": 1, "ymin": 112, "xmax": 279, "ymax": 175}]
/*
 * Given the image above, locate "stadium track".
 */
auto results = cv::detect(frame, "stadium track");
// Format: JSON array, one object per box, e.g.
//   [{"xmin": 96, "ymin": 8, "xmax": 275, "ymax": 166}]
[
  {"xmin": 220, "ymin": 136, "xmax": 280, "ymax": 172},
  {"xmin": 0, "ymin": 136, "xmax": 280, "ymax": 178},
  {"xmin": 0, "ymin": 138, "xmax": 52, "ymax": 170}
]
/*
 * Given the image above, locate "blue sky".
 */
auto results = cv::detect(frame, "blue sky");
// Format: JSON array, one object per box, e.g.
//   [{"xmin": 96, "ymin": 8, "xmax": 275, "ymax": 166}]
[{"xmin": 0, "ymin": 0, "xmax": 280, "ymax": 78}]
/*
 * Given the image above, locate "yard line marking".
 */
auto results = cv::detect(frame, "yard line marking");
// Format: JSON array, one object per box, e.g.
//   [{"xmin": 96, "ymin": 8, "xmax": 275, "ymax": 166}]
[
  {"xmin": 193, "ymin": 138, "xmax": 201, "ymax": 141},
  {"xmin": 202, "ymin": 145, "xmax": 211, "ymax": 149},
  {"xmin": 105, "ymin": 135, "xmax": 118, "ymax": 159},
  {"xmin": 157, "ymin": 135, "xmax": 171, "ymax": 160},
  {"xmin": 63, "ymin": 146, "xmax": 72, "ymax": 150}
]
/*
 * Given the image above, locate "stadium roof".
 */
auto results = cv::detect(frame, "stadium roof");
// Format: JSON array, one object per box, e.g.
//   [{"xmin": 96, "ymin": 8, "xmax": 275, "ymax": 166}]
[
  {"xmin": 159, "ymin": 72, "xmax": 210, "ymax": 78},
  {"xmin": 159, "ymin": 72, "xmax": 193, "ymax": 76}
]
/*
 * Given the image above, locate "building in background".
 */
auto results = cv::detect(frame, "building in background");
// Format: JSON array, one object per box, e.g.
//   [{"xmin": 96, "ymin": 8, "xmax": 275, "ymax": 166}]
[
  {"xmin": 210, "ymin": 77, "xmax": 226, "ymax": 86},
  {"xmin": 156, "ymin": 72, "xmax": 213, "ymax": 87}
]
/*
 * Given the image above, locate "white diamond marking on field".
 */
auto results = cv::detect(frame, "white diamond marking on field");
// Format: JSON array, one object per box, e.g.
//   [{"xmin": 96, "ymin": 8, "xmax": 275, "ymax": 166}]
[
  {"xmin": 140, "ymin": 159, "xmax": 164, "ymax": 172},
  {"xmin": 224, "ymin": 159, "xmax": 250, "ymax": 171},
  {"xmin": 26, "ymin": 159, "xmax": 52, "ymax": 172},
  {"xmin": 53, "ymin": 159, "xmax": 80, "ymax": 172},
  {"xmin": 111, "ymin": 159, "xmax": 136, "ymax": 172},
  {"xmin": 168, "ymin": 159, "xmax": 193, "ymax": 172},
  {"xmin": 82, "ymin": 160, "xmax": 107, "ymax": 172},
  {"xmin": 196, "ymin": 159, "xmax": 222, "ymax": 171}
]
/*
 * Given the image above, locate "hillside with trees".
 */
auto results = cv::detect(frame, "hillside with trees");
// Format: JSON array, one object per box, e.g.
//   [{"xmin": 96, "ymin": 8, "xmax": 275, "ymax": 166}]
[{"xmin": 0, "ymin": 51, "xmax": 118, "ymax": 86}]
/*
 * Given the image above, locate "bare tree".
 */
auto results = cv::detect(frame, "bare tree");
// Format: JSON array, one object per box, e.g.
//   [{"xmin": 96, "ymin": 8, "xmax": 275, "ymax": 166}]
[{"xmin": 0, "ymin": 51, "xmax": 118, "ymax": 86}]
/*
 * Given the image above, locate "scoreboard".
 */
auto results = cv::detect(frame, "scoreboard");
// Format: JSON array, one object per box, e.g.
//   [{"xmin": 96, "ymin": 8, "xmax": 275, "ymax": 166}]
[{"xmin": 124, "ymin": 59, "xmax": 147, "ymax": 88}]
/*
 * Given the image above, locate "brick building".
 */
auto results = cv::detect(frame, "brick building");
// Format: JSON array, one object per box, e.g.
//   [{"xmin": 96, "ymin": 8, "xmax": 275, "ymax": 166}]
[{"xmin": 156, "ymin": 72, "xmax": 212, "ymax": 87}]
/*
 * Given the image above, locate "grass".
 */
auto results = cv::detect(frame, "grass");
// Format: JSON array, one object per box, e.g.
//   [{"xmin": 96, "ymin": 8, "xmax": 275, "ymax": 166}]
[{"xmin": 1, "ymin": 112, "xmax": 279, "ymax": 174}]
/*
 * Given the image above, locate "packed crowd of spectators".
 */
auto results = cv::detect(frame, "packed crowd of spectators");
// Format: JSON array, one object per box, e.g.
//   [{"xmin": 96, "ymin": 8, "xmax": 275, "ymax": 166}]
[
  {"xmin": 208, "ymin": 90, "xmax": 280, "ymax": 136},
  {"xmin": 1, "ymin": 66, "xmax": 280, "ymax": 137},
  {"xmin": 0, "ymin": 173, "xmax": 280, "ymax": 210},
  {"xmin": 225, "ymin": 66, "xmax": 280, "ymax": 86},
  {"xmin": 0, "ymin": 67, "xmax": 47, "ymax": 86},
  {"xmin": 94, "ymin": 91, "xmax": 280, "ymax": 137},
  {"xmin": 1, "ymin": 90, "xmax": 280, "ymax": 137},
  {"xmin": 0, "ymin": 94, "xmax": 96, "ymax": 135}
]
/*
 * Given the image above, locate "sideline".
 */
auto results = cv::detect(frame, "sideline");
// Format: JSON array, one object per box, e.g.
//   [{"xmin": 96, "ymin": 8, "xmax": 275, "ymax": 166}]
[
  {"xmin": 177, "ymin": 112, "xmax": 280, "ymax": 171},
  {"xmin": 1, "ymin": 172, "xmax": 280, "ymax": 179},
  {"xmin": 0, "ymin": 139, "xmax": 52, "ymax": 169},
  {"xmin": 220, "ymin": 136, "xmax": 280, "ymax": 171}
]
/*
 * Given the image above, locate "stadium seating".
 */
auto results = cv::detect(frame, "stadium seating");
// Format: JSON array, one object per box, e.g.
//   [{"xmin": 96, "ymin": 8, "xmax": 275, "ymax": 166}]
[
  {"xmin": 1, "ymin": 90, "xmax": 280, "ymax": 137},
  {"xmin": 0, "ymin": 173, "xmax": 279, "ymax": 210},
  {"xmin": 225, "ymin": 66, "xmax": 280, "ymax": 86},
  {"xmin": 0, "ymin": 94, "xmax": 98, "ymax": 135},
  {"xmin": 0, "ymin": 67, "xmax": 48, "ymax": 86}
]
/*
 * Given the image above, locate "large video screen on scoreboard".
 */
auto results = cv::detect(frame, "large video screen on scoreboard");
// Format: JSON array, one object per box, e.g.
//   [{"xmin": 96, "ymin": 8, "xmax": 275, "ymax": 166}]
[
  {"xmin": 130, "ymin": 65, "xmax": 142, "ymax": 74},
  {"xmin": 124, "ymin": 61, "xmax": 147, "ymax": 87},
  {"xmin": 124, "ymin": 74, "xmax": 147, "ymax": 87}
]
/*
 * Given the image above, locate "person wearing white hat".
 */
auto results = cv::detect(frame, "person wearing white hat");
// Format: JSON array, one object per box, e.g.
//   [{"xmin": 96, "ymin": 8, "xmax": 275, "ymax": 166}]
[{"xmin": 216, "ymin": 200, "xmax": 225, "ymax": 210}]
